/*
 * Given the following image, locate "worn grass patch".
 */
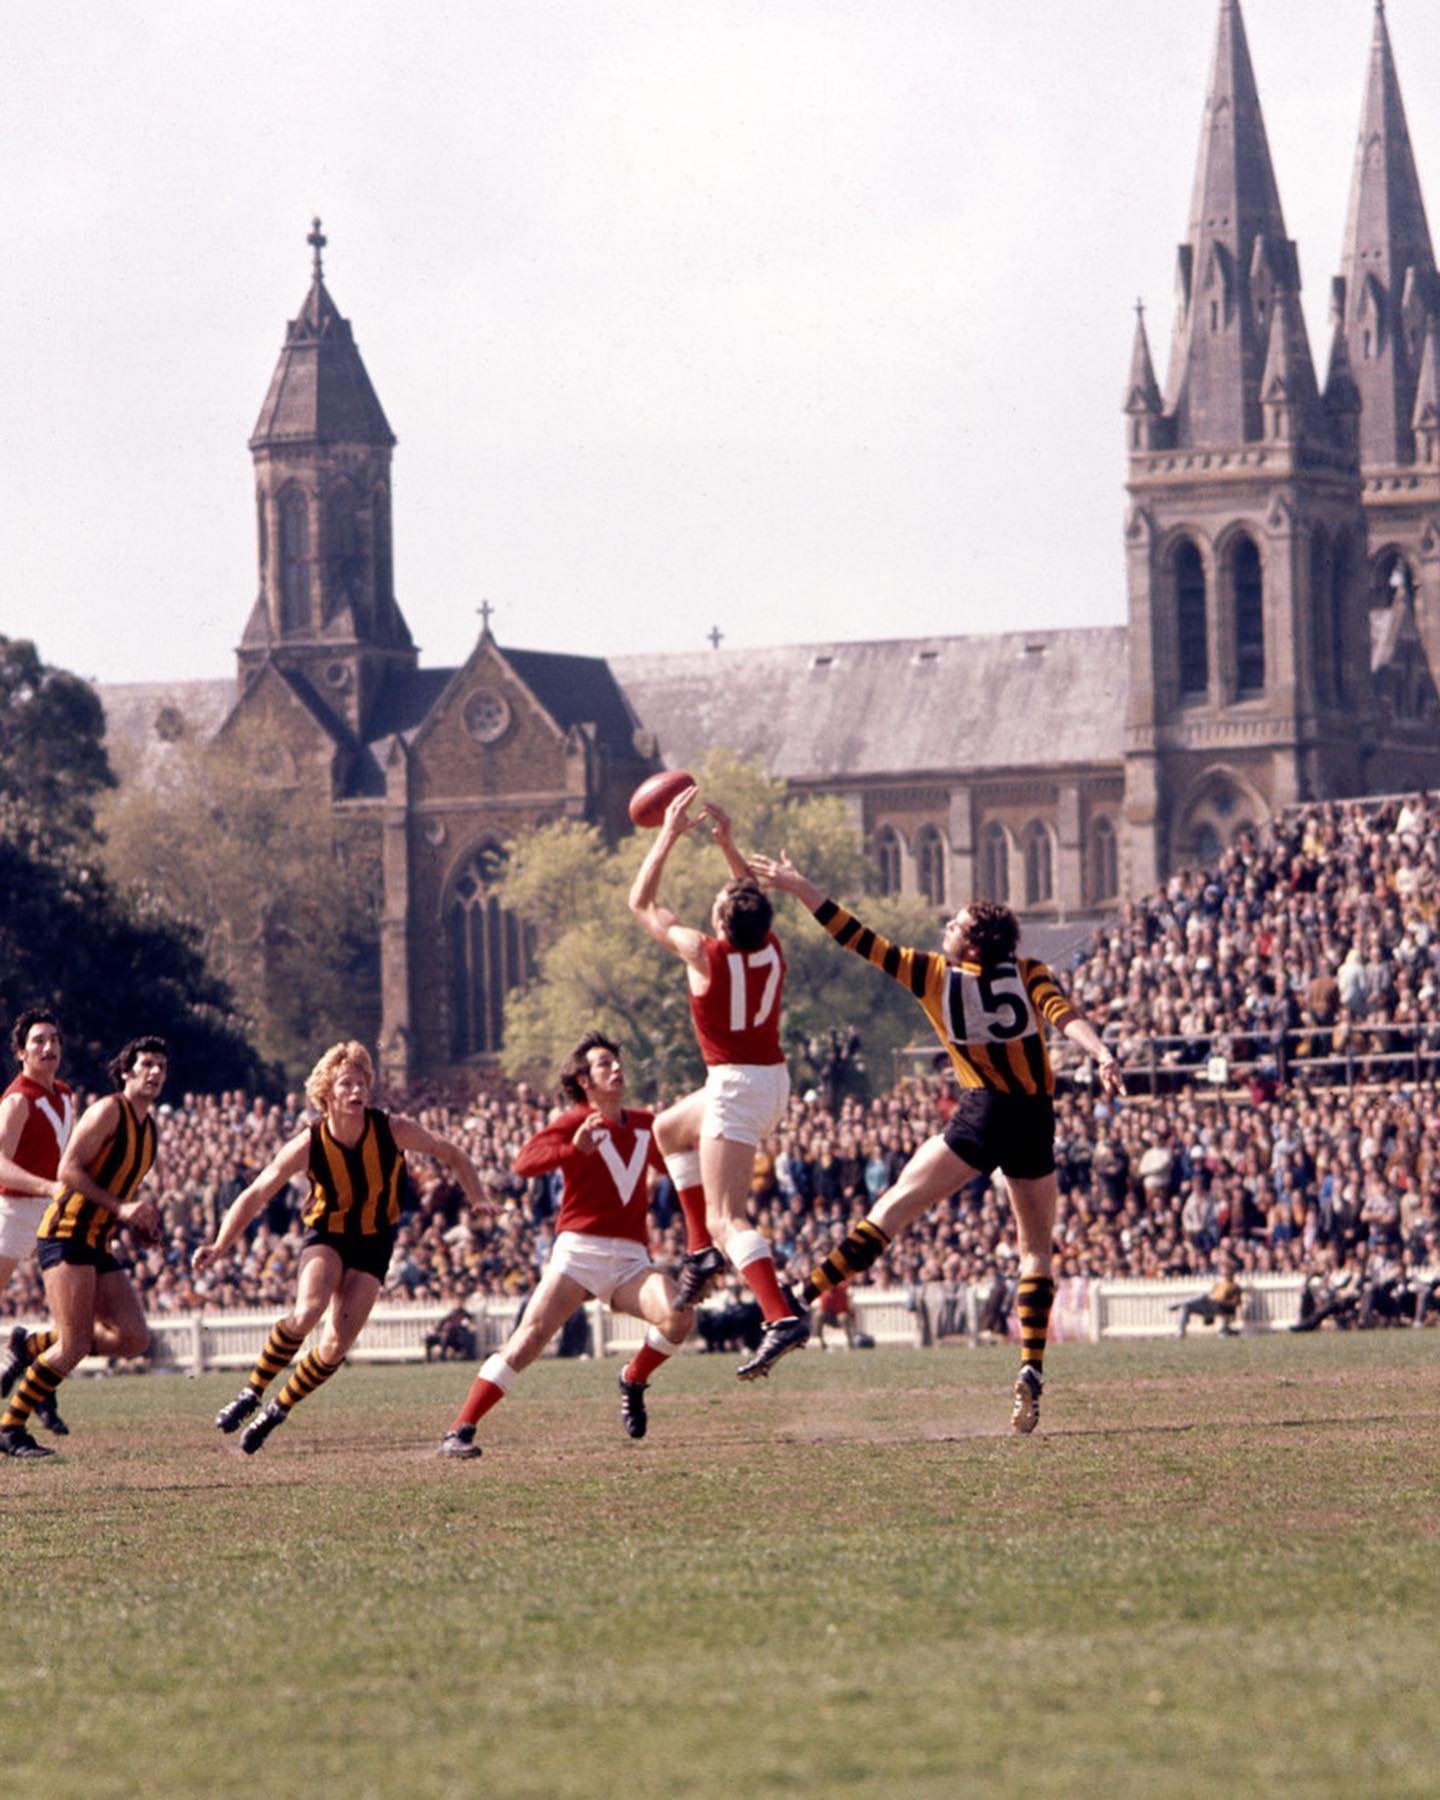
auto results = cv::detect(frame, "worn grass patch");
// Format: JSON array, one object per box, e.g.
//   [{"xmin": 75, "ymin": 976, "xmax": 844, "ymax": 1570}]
[{"xmin": 4, "ymin": 1334, "xmax": 1438, "ymax": 1798}]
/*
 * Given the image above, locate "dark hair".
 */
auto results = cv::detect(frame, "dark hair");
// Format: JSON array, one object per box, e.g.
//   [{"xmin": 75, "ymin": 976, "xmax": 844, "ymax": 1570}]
[
  {"xmin": 108, "ymin": 1035, "xmax": 169, "ymax": 1088},
  {"xmin": 559, "ymin": 1030, "xmax": 620, "ymax": 1106},
  {"xmin": 959, "ymin": 900, "xmax": 1020, "ymax": 969},
  {"xmin": 714, "ymin": 877, "xmax": 773, "ymax": 952},
  {"xmin": 11, "ymin": 1007, "xmax": 60, "ymax": 1057}
]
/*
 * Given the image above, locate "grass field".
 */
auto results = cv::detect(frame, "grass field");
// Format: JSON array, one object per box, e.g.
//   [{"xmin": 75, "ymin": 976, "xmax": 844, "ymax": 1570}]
[{"xmin": 4, "ymin": 1333, "xmax": 1439, "ymax": 1799}]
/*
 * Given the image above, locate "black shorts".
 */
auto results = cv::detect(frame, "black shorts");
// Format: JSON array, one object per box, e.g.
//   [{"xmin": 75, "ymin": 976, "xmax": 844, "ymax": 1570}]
[
  {"xmin": 300, "ymin": 1227, "xmax": 395, "ymax": 1283},
  {"xmin": 37, "ymin": 1236, "xmax": 125, "ymax": 1277},
  {"xmin": 942, "ymin": 1091, "xmax": 1056, "ymax": 1181}
]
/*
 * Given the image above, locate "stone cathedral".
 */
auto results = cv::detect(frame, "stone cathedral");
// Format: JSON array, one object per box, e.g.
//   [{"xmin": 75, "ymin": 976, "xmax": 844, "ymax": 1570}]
[{"xmin": 102, "ymin": 1, "xmax": 1440, "ymax": 1080}]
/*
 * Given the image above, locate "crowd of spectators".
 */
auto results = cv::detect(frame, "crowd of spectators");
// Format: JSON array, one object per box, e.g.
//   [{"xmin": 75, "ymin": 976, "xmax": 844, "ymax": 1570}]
[{"xmin": 5, "ymin": 794, "xmax": 1440, "ymax": 1331}]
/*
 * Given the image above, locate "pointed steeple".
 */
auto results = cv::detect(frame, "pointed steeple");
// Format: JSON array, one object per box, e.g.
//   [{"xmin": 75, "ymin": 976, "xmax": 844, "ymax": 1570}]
[
  {"xmin": 1336, "ymin": 2, "xmax": 1439, "ymax": 469},
  {"xmin": 1123, "ymin": 301, "xmax": 1165, "ymax": 450},
  {"xmin": 250, "ymin": 219, "xmax": 396, "ymax": 449},
  {"xmin": 1260, "ymin": 287, "xmax": 1320, "ymax": 444},
  {"xmin": 1163, "ymin": 0, "xmax": 1313, "ymax": 447},
  {"xmin": 1413, "ymin": 316, "xmax": 1440, "ymax": 468}
]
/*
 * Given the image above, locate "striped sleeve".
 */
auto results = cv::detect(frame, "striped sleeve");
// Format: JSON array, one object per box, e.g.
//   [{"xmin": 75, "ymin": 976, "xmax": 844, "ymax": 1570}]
[
  {"xmin": 812, "ymin": 897, "xmax": 934, "ymax": 997},
  {"xmin": 1023, "ymin": 958, "xmax": 1078, "ymax": 1031}
]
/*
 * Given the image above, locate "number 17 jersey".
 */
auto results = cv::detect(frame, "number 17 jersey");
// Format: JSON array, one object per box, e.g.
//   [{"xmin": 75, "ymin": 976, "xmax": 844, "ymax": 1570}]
[
  {"xmin": 689, "ymin": 932, "xmax": 787, "ymax": 1067},
  {"xmin": 811, "ymin": 899, "xmax": 1076, "ymax": 1096}
]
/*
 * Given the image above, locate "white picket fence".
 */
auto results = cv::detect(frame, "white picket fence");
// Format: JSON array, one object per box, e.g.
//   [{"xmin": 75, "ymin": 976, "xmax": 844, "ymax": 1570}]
[{"xmin": 4, "ymin": 1276, "xmax": 1322, "ymax": 1377}]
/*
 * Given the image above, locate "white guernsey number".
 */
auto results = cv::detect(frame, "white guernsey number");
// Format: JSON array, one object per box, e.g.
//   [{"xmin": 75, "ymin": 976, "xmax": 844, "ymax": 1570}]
[
  {"xmin": 726, "ymin": 942, "xmax": 782, "ymax": 1032},
  {"xmin": 946, "ymin": 963, "xmax": 1037, "ymax": 1046}
]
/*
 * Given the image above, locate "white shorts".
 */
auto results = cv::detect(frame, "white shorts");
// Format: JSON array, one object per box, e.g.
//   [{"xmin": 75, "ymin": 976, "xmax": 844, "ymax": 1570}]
[
  {"xmin": 549, "ymin": 1231, "xmax": 653, "ymax": 1304},
  {"xmin": 0, "ymin": 1193, "xmax": 46, "ymax": 1262},
  {"xmin": 701, "ymin": 1063, "xmax": 791, "ymax": 1147}
]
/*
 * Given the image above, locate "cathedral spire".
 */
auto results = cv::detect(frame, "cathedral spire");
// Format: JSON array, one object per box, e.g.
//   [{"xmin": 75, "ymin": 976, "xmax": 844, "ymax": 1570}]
[
  {"xmin": 1163, "ymin": 0, "xmax": 1311, "ymax": 447},
  {"xmin": 1336, "ymin": 0, "xmax": 1439, "ymax": 468}
]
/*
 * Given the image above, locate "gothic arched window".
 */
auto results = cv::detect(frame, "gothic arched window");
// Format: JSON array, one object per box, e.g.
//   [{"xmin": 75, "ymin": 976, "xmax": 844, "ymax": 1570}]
[
  {"xmin": 1175, "ymin": 537, "xmax": 1208, "ymax": 699},
  {"xmin": 1089, "ymin": 815, "xmax": 1119, "ymax": 904},
  {"xmin": 873, "ymin": 826, "xmax": 901, "ymax": 897},
  {"xmin": 979, "ymin": 823, "xmax": 1009, "ymax": 904},
  {"xmin": 1331, "ymin": 535, "xmax": 1349, "ymax": 705},
  {"xmin": 1021, "ymin": 820, "xmax": 1054, "ymax": 906},
  {"xmin": 278, "ymin": 489, "xmax": 311, "ymax": 633},
  {"xmin": 373, "ymin": 485, "xmax": 394, "ymax": 628},
  {"xmin": 916, "ymin": 825, "xmax": 946, "ymax": 908},
  {"xmin": 447, "ymin": 843, "xmax": 531, "ymax": 1058},
  {"xmin": 325, "ymin": 482, "xmax": 364, "ymax": 627},
  {"xmin": 1233, "ymin": 535, "xmax": 1265, "ymax": 694},
  {"xmin": 1309, "ymin": 530, "xmax": 1332, "ymax": 703}
]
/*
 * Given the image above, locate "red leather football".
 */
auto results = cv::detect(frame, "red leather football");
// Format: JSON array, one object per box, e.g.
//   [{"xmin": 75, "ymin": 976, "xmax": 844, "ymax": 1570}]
[{"xmin": 628, "ymin": 769, "xmax": 695, "ymax": 828}]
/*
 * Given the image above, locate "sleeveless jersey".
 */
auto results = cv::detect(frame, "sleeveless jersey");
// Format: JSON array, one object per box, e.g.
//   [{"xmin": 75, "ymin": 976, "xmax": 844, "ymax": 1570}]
[
  {"xmin": 38, "ymin": 1094, "xmax": 157, "ymax": 1253},
  {"xmin": 688, "ymin": 931, "xmax": 787, "ymax": 1067},
  {"xmin": 514, "ymin": 1106, "xmax": 664, "ymax": 1245},
  {"xmin": 0, "ymin": 1073, "xmax": 76, "ymax": 1194},
  {"xmin": 300, "ymin": 1107, "xmax": 405, "ymax": 1238}
]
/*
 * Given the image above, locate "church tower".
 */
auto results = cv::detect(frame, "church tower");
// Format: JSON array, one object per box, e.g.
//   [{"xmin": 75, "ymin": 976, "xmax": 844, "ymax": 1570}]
[
  {"xmin": 239, "ymin": 220, "xmax": 417, "ymax": 736},
  {"xmin": 1123, "ymin": 0, "xmax": 1371, "ymax": 891},
  {"xmin": 1334, "ymin": 1, "xmax": 1440, "ymax": 750}
]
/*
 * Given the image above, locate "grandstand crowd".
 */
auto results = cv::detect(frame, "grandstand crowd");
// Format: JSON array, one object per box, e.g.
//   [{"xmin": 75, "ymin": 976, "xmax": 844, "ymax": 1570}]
[{"xmin": 5, "ymin": 793, "xmax": 1440, "ymax": 1327}]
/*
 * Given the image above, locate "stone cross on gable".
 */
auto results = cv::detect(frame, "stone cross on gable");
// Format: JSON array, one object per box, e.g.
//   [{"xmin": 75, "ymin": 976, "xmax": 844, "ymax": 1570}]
[
  {"xmin": 707, "ymin": 625, "xmax": 724, "ymax": 650},
  {"xmin": 478, "ymin": 598, "xmax": 496, "ymax": 635},
  {"xmin": 308, "ymin": 217, "xmax": 327, "ymax": 280}
]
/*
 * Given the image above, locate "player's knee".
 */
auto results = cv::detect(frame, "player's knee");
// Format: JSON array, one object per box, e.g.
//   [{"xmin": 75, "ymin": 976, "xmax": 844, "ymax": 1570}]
[
  {"xmin": 660, "ymin": 1304, "xmax": 695, "ymax": 1344},
  {"xmin": 116, "ymin": 1321, "xmax": 150, "ymax": 1359}
]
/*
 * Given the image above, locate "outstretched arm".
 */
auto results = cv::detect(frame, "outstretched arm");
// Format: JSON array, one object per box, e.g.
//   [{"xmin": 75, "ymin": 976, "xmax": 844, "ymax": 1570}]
[
  {"xmin": 628, "ymin": 785, "xmax": 708, "ymax": 969},
  {"xmin": 1060, "ymin": 1012, "xmax": 1124, "ymax": 1096},
  {"xmin": 752, "ymin": 851, "xmax": 935, "ymax": 993},
  {"xmin": 391, "ymin": 1114, "xmax": 488, "ymax": 1212},
  {"xmin": 191, "ymin": 1130, "xmax": 311, "ymax": 1272},
  {"xmin": 703, "ymin": 801, "xmax": 753, "ymax": 882}
]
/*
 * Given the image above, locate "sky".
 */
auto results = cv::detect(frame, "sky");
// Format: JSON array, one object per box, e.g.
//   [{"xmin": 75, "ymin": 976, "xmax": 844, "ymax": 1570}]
[{"xmin": 7, "ymin": 1, "xmax": 1440, "ymax": 687}]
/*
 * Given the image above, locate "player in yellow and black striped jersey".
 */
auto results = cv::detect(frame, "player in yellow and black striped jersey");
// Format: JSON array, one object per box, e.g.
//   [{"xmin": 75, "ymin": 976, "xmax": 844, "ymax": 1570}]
[
  {"xmin": 747, "ymin": 853, "xmax": 1126, "ymax": 1432},
  {"xmin": 0, "ymin": 1035, "xmax": 168, "ymax": 1459},
  {"xmin": 191, "ymin": 1039, "xmax": 487, "ymax": 1454}
]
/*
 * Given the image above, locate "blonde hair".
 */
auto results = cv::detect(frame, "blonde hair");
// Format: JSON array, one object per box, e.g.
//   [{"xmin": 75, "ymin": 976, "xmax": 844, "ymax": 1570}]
[{"xmin": 305, "ymin": 1041, "xmax": 375, "ymax": 1114}]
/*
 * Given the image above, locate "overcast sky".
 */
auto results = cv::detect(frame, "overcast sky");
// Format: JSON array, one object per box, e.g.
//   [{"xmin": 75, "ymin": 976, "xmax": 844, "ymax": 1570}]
[{"xmin": 7, "ymin": 1, "xmax": 1438, "ymax": 687}]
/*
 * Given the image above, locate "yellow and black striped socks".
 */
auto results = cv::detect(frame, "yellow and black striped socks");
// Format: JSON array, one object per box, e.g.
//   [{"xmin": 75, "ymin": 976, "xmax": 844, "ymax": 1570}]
[
  {"xmin": 275, "ymin": 1349, "xmax": 342, "ymax": 1414},
  {"xmin": 803, "ymin": 1218, "xmax": 891, "ymax": 1303},
  {"xmin": 248, "ymin": 1322, "xmax": 306, "ymax": 1394},
  {"xmin": 1, "ymin": 1355, "xmax": 64, "ymax": 1432},
  {"xmin": 1017, "ymin": 1274, "xmax": 1057, "ymax": 1370},
  {"xmin": 22, "ymin": 1329, "xmax": 57, "ymax": 1362}
]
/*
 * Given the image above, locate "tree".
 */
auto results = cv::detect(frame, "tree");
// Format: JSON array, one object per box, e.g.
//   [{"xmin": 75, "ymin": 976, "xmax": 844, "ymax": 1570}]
[
  {"xmin": 98, "ymin": 718, "xmax": 381, "ymax": 1081},
  {"xmin": 0, "ymin": 797, "xmax": 264, "ymax": 1095},
  {"xmin": 0, "ymin": 636, "xmax": 115, "ymax": 840},
  {"xmin": 499, "ymin": 750, "xmax": 941, "ymax": 1104}
]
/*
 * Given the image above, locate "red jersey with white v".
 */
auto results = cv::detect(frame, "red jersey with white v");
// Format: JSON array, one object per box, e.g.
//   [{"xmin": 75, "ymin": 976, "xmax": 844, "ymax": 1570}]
[
  {"xmin": 688, "ymin": 931, "xmax": 787, "ymax": 1067},
  {"xmin": 0, "ymin": 1073, "xmax": 76, "ymax": 1195},
  {"xmin": 512, "ymin": 1107, "xmax": 665, "ymax": 1245}
]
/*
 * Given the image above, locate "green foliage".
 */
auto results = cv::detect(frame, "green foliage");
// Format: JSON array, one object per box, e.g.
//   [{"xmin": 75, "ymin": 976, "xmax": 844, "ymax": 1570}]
[
  {"xmin": 0, "ymin": 796, "xmax": 263, "ymax": 1094},
  {"xmin": 98, "ymin": 720, "xmax": 380, "ymax": 1082},
  {"xmin": 0, "ymin": 635, "xmax": 115, "ymax": 840},
  {"xmin": 499, "ymin": 750, "xmax": 944, "ymax": 1103}
]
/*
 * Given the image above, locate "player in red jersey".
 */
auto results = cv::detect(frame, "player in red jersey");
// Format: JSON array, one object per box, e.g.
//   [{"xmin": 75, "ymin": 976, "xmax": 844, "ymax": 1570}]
[
  {"xmin": 627, "ymin": 786, "xmax": 807, "ymax": 1378},
  {"xmin": 437, "ymin": 1031, "xmax": 694, "ymax": 1459},
  {"xmin": 0, "ymin": 1009, "xmax": 78, "ymax": 1438}
]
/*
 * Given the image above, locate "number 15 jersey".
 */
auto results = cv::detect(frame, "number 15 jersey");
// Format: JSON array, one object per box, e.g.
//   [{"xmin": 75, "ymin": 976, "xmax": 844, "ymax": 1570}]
[
  {"xmin": 810, "ymin": 899, "xmax": 1076, "ymax": 1097},
  {"xmin": 689, "ymin": 931, "xmax": 787, "ymax": 1067}
]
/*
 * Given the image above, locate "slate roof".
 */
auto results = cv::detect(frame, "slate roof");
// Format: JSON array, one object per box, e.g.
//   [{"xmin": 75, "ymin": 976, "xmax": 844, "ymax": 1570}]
[
  {"xmin": 250, "ymin": 277, "xmax": 395, "ymax": 449},
  {"xmin": 99, "ymin": 678, "xmax": 236, "ymax": 786},
  {"xmin": 608, "ymin": 627, "xmax": 1128, "ymax": 781}
]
